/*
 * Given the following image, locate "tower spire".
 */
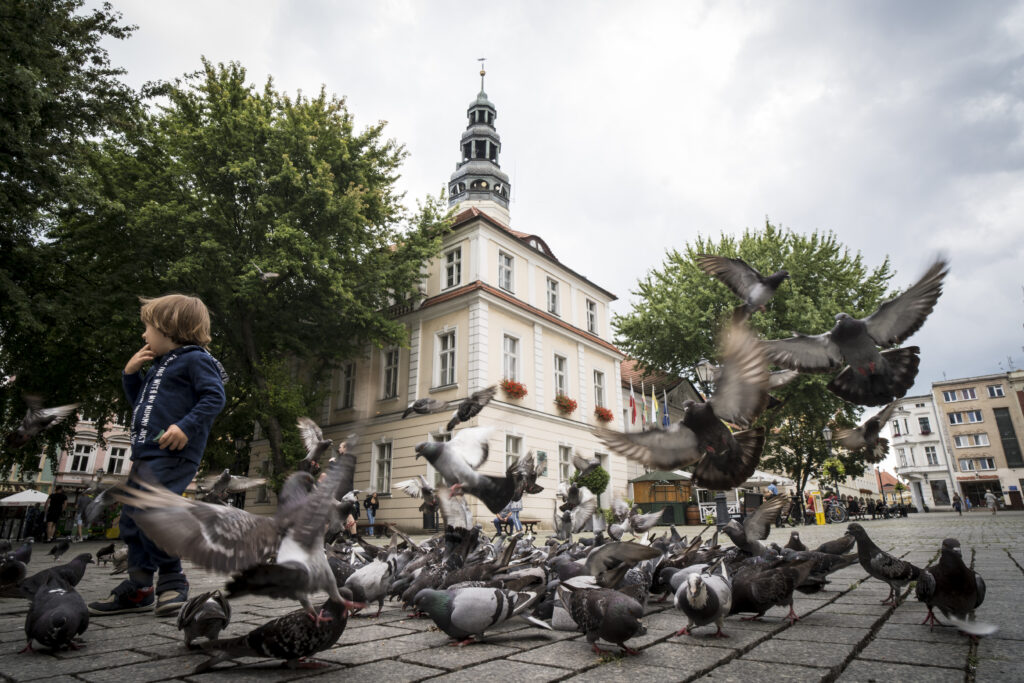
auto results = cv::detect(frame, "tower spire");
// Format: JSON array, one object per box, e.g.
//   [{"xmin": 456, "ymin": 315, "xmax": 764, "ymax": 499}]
[{"xmin": 478, "ymin": 57, "xmax": 486, "ymax": 93}]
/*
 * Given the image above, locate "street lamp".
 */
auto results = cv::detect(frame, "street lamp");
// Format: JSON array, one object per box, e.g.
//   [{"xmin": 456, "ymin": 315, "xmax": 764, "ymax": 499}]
[
  {"xmin": 822, "ymin": 426, "xmax": 834, "ymax": 492},
  {"xmin": 694, "ymin": 358, "xmax": 715, "ymax": 398}
]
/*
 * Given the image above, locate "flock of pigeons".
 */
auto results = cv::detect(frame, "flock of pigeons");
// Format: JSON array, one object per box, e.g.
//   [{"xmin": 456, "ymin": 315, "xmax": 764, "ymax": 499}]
[{"xmin": 3, "ymin": 251, "xmax": 994, "ymax": 669}]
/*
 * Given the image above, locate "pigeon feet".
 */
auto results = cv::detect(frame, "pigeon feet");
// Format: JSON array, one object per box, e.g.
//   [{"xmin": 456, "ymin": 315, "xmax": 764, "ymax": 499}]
[
  {"xmin": 293, "ymin": 659, "xmax": 331, "ymax": 669},
  {"xmin": 673, "ymin": 627, "xmax": 691, "ymax": 637},
  {"xmin": 448, "ymin": 483, "xmax": 464, "ymax": 497},
  {"xmin": 622, "ymin": 646, "xmax": 641, "ymax": 656},
  {"xmin": 712, "ymin": 627, "xmax": 730, "ymax": 638},
  {"xmin": 740, "ymin": 615, "xmax": 763, "ymax": 621},
  {"xmin": 306, "ymin": 609, "xmax": 333, "ymax": 625},
  {"xmin": 921, "ymin": 610, "xmax": 939, "ymax": 628},
  {"xmin": 787, "ymin": 606, "xmax": 800, "ymax": 625},
  {"xmin": 591, "ymin": 643, "xmax": 612, "ymax": 656},
  {"xmin": 449, "ymin": 637, "xmax": 476, "ymax": 647},
  {"xmin": 18, "ymin": 642, "xmax": 33, "ymax": 654}
]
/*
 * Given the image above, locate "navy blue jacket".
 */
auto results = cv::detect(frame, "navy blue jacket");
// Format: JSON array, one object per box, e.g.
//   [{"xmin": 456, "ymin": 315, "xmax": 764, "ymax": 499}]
[{"xmin": 123, "ymin": 345, "xmax": 227, "ymax": 465}]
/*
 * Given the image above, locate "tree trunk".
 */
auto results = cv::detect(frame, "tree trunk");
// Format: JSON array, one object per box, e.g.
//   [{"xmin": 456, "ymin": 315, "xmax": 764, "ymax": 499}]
[{"xmin": 240, "ymin": 314, "xmax": 286, "ymax": 481}]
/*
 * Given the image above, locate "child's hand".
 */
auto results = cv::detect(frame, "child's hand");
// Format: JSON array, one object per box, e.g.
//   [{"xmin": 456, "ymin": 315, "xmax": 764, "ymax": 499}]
[
  {"xmin": 125, "ymin": 344, "xmax": 155, "ymax": 374},
  {"xmin": 158, "ymin": 424, "xmax": 188, "ymax": 451}
]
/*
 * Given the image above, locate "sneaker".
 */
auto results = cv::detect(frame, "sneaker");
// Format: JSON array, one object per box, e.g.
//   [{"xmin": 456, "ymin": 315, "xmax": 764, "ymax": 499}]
[
  {"xmin": 154, "ymin": 589, "xmax": 188, "ymax": 617},
  {"xmin": 88, "ymin": 581, "xmax": 154, "ymax": 615}
]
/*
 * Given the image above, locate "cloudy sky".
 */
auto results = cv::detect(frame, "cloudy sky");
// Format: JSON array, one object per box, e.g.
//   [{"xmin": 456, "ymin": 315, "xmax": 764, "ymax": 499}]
[{"xmin": 94, "ymin": 1, "xmax": 1024, "ymax": 471}]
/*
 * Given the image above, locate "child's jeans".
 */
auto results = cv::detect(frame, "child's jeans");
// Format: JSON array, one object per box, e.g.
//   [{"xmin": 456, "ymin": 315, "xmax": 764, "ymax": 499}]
[{"xmin": 121, "ymin": 456, "xmax": 199, "ymax": 594}]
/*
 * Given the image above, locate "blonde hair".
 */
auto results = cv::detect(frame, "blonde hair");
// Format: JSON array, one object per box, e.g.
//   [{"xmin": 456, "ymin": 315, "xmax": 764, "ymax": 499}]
[{"xmin": 139, "ymin": 294, "xmax": 212, "ymax": 347}]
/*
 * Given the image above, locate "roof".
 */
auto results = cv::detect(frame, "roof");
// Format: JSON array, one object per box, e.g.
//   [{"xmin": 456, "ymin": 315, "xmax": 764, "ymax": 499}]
[
  {"xmin": 875, "ymin": 469, "xmax": 900, "ymax": 489},
  {"xmin": 451, "ymin": 208, "xmax": 617, "ymax": 301},
  {"xmin": 629, "ymin": 470, "xmax": 691, "ymax": 483},
  {"xmin": 620, "ymin": 358, "xmax": 687, "ymax": 393}
]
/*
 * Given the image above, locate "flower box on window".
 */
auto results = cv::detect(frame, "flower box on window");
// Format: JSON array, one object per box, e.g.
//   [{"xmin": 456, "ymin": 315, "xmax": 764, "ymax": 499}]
[
  {"xmin": 500, "ymin": 378, "xmax": 528, "ymax": 400},
  {"xmin": 554, "ymin": 394, "xmax": 577, "ymax": 415},
  {"xmin": 594, "ymin": 406, "xmax": 614, "ymax": 423}
]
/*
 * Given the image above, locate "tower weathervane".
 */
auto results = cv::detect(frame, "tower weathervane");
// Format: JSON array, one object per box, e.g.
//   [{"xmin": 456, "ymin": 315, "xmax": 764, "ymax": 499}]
[{"xmin": 478, "ymin": 57, "xmax": 486, "ymax": 91}]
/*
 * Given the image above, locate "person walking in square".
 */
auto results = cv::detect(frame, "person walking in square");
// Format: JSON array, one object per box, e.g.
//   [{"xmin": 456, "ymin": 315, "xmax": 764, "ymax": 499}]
[
  {"xmin": 984, "ymin": 489, "xmax": 999, "ymax": 515},
  {"xmin": 364, "ymin": 492, "xmax": 379, "ymax": 536},
  {"xmin": 89, "ymin": 294, "xmax": 226, "ymax": 618},
  {"xmin": 43, "ymin": 486, "xmax": 67, "ymax": 542},
  {"xmin": 952, "ymin": 493, "xmax": 962, "ymax": 516}
]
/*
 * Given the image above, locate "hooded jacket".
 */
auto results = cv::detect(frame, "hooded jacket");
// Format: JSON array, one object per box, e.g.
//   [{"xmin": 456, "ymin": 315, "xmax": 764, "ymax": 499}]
[{"xmin": 123, "ymin": 345, "xmax": 227, "ymax": 465}]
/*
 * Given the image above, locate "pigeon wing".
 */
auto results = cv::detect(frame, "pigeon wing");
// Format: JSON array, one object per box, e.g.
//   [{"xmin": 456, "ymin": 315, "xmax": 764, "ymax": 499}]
[
  {"xmin": 630, "ymin": 508, "xmax": 666, "ymax": 534},
  {"xmin": 741, "ymin": 495, "xmax": 789, "ymax": 541},
  {"xmin": 29, "ymin": 401, "xmax": 82, "ymax": 431},
  {"xmin": 863, "ymin": 259, "xmax": 948, "ymax": 347},
  {"xmin": 709, "ymin": 324, "xmax": 770, "ymax": 427},
  {"xmin": 594, "ymin": 424, "xmax": 700, "ymax": 470},
  {"xmin": 696, "ymin": 255, "xmax": 764, "ymax": 302},
  {"xmin": 447, "ymin": 427, "xmax": 492, "ymax": 471},
  {"xmin": 571, "ymin": 492, "xmax": 599, "ymax": 533},
  {"xmin": 760, "ymin": 332, "xmax": 843, "ymax": 372},
  {"xmin": 296, "ymin": 417, "xmax": 331, "ymax": 461},
  {"xmin": 393, "ymin": 478, "xmax": 425, "ymax": 499},
  {"xmin": 288, "ymin": 452, "xmax": 356, "ymax": 550},
  {"xmin": 437, "ymin": 490, "xmax": 473, "ymax": 530}
]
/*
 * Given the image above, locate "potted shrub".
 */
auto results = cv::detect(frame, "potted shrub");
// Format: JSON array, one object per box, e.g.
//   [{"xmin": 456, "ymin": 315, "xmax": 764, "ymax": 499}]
[
  {"xmin": 500, "ymin": 378, "xmax": 528, "ymax": 400},
  {"xmin": 594, "ymin": 406, "xmax": 614, "ymax": 423},
  {"xmin": 553, "ymin": 393, "xmax": 577, "ymax": 416}
]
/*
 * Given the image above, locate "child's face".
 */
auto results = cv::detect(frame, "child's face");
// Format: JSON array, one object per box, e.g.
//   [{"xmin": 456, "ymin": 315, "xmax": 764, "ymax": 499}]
[{"xmin": 143, "ymin": 323, "xmax": 177, "ymax": 356}]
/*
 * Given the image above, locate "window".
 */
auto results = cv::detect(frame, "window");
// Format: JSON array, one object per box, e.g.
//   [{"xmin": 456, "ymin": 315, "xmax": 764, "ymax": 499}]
[
  {"xmin": 558, "ymin": 445, "xmax": 572, "ymax": 482},
  {"xmin": 586, "ymin": 299, "xmax": 598, "ymax": 334},
  {"xmin": 506, "ymin": 435, "xmax": 522, "ymax": 470},
  {"xmin": 954, "ymin": 434, "xmax": 990, "ymax": 448},
  {"xmin": 987, "ymin": 384, "xmax": 1005, "ymax": 398},
  {"xmin": 891, "ymin": 420, "xmax": 902, "ymax": 436},
  {"xmin": 553, "ymin": 354, "xmax": 567, "ymax": 396},
  {"xmin": 498, "ymin": 252, "xmax": 514, "ymax": 292},
  {"xmin": 382, "ymin": 349, "xmax": 399, "ymax": 399},
  {"xmin": 966, "ymin": 410, "xmax": 983, "ymax": 423},
  {"xmin": 925, "ymin": 446, "xmax": 938, "ymax": 466},
  {"xmin": 373, "ymin": 442, "xmax": 392, "ymax": 492},
  {"xmin": 978, "ymin": 457, "xmax": 995, "ymax": 470},
  {"xmin": 437, "ymin": 331, "xmax": 456, "ymax": 387},
  {"xmin": 547, "ymin": 278, "xmax": 559, "ymax": 315},
  {"xmin": 949, "ymin": 412, "xmax": 964, "ymax": 425},
  {"xmin": 961, "ymin": 388, "xmax": 977, "ymax": 400},
  {"xmin": 69, "ymin": 444, "xmax": 92, "ymax": 473},
  {"xmin": 338, "ymin": 362, "xmax": 355, "ymax": 410},
  {"xmin": 959, "ymin": 459, "xmax": 975, "ymax": 472},
  {"xmin": 444, "ymin": 247, "xmax": 462, "ymax": 289},
  {"xmin": 593, "ymin": 370, "xmax": 605, "ymax": 408},
  {"xmin": 503, "ymin": 334, "xmax": 519, "ymax": 381},
  {"xmin": 897, "ymin": 448, "xmax": 907, "ymax": 467},
  {"xmin": 914, "ymin": 402, "xmax": 926, "ymax": 408},
  {"xmin": 942, "ymin": 390, "xmax": 959, "ymax": 403},
  {"xmin": 918, "ymin": 417, "xmax": 931, "ymax": 434},
  {"xmin": 107, "ymin": 446, "xmax": 127, "ymax": 475}
]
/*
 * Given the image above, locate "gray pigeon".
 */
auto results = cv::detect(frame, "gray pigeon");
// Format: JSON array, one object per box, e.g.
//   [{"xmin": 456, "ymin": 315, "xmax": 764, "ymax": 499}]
[
  {"xmin": 835, "ymin": 402, "xmax": 897, "ymax": 462},
  {"xmin": 721, "ymin": 495, "xmax": 789, "ymax": 557},
  {"xmin": 784, "ymin": 531, "xmax": 807, "ymax": 552},
  {"xmin": 392, "ymin": 475, "xmax": 439, "ymax": 515},
  {"xmin": 344, "ymin": 535, "xmax": 401, "ymax": 616},
  {"xmin": 673, "ymin": 562, "xmax": 732, "ymax": 638},
  {"xmin": 13, "ymin": 538, "xmax": 34, "ymax": 564},
  {"xmin": 915, "ymin": 538, "xmax": 995, "ymax": 636},
  {"xmin": 5, "ymin": 395, "xmax": 81, "ymax": 448},
  {"xmin": 296, "ymin": 417, "xmax": 333, "ymax": 469},
  {"xmin": 846, "ymin": 523, "xmax": 921, "ymax": 605},
  {"xmin": 696, "ymin": 254, "xmax": 789, "ymax": 321},
  {"xmin": 553, "ymin": 486, "xmax": 597, "ymax": 540},
  {"xmin": 760, "ymin": 258, "xmax": 948, "ymax": 406},
  {"xmin": 814, "ymin": 534, "xmax": 855, "ymax": 556},
  {"xmin": 178, "ymin": 590, "xmax": 232, "ymax": 648},
  {"xmin": 109, "ymin": 544, "xmax": 128, "ymax": 574},
  {"xmin": 414, "ymin": 586, "xmax": 545, "ymax": 645},
  {"xmin": 584, "ymin": 541, "xmax": 661, "ymax": 588},
  {"xmin": 23, "ymin": 576, "xmax": 89, "ymax": 652},
  {"xmin": 608, "ymin": 500, "xmax": 666, "ymax": 541},
  {"xmin": 572, "ymin": 453, "xmax": 601, "ymax": 479},
  {"xmin": 445, "ymin": 385, "xmax": 497, "ymax": 431},
  {"xmin": 402, "ymin": 397, "xmax": 448, "ymax": 419},
  {"xmin": 558, "ymin": 576, "xmax": 647, "ymax": 655},
  {"xmin": 596, "ymin": 324, "xmax": 769, "ymax": 489},
  {"xmin": 196, "ymin": 468, "xmax": 267, "ymax": 505}
]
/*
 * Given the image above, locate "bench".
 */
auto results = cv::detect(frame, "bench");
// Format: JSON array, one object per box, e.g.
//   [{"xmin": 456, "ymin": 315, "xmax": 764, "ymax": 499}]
[
  {"xmin": 499, "ymin": 519, "xmax": 540, "ymax": 535},
  {"xmin": 356, "ymin": 522, "xmax": 391, "ymax": 537}
]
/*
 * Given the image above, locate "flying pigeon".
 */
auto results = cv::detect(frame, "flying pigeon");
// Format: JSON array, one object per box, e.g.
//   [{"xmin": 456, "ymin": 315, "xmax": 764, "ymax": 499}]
[
  {"xmin": 48, "ymin": 540, "xmax": 71, "ymax": 562},
  {"xmin": 178, "ymin": 590, "xmax": 232, "ymax": 648},
  {"xmin": 834, "ymin": 402, "xmax": 898, "ymax": 462},
  {"xmin": 196, "ymin": 468, "xmax": 267, "ymax": 505},
  {"xmin": 5, "ymin": 395, "xmax": 81, "ymax": 448},
  {"xmin": 96, "ymin": 543, "xmax": 115, "ymax": 566},
  {"xmin": 608, "ymin": 500, "xmax": 666, "ymax": 541},
  {"xmin": 23, "ymin": 576, "xmax": 89, "ymax": 652},
  {"xmin": 558, "ymin": 576, "xmax": 647, "ymax": 655},
  {"xmin": 19, "ymin": 553, "xmax": 92, "ymax": 599},
  {"xmin": 402, "ymin": 397, "xmax": 448, "ymax": 419},
  {"xmin": 414, "ymin": 586, "xmax": 546, "ymax": 646},
  {"xmin": 392, "ymin": 475, "xmax": 439, "ymax": 515},
  {"xmin": 696, "ymin": 254, "xmax": 789, "ymax": 322},
  {"xmin": 252, "ymin": 262, "xmax": 279, "ymax": 281},
  {"xmin": 596, "ymin": 324, "xmax": 769, "ymax": 489},
  {"xmin": 916, "ymin": 538, "xmax": 995, "ymax": 636},
  {"xmin": 673, "ymin": 561, "xmax": 732, "ymax": 638},
  {"xmin": 784, "ymin": 531, "xmax": 807, "ymax": 552},
  {"xmin": 114, "ymin": 442, "xmax": 358, "ymax": 621},
  {"xmin": 760, "ymin": 258, "xmax": 948, "ymax": 406},
  {"xmin": 194, "ymin": 588, "xmax": 362, "ymax": 672},
  {"xmin": 572, "ymin": 453, "xmax": 601, "ymax": 480},
  {"xmin": 446, "ymin": 385, "xmax": 497, "ymax": 431},
  {"xmin": 81, "ymin": 487, "xmax": 117, "ymax": 527},
  {"xmin": 553, "ymin": 487, "xmax": 598, "ymax": 540},
  {"xmin": 721, "ymin": 496, "xmax": 789, "ymax": 557},
  {"xmin": 296, "ymin": 417, "xmax": 333, "ymax": 469},
  {"xmin": 846, "ymin": 523, "xmax": 921, "ymax": 605}
]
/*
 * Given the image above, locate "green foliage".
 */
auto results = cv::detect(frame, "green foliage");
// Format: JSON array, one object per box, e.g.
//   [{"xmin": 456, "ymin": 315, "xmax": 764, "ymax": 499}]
[
  {"xmin": 571, "ymin": 465, "xmax": 610, "ymax": 496},
  {"xmin": 822, "ymin": 457, "xmax": 846, "ymax": 488},
  {"xmin": 613, "ymin": 223, "xmax": 894, "ymax": 494}
]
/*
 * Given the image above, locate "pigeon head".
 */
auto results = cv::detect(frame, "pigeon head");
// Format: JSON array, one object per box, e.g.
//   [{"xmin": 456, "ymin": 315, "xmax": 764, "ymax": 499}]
[
  {"xmin": 412, "ymin": 588, "xmax": 449, "ymax": 618},
  {"xmin": 414, "ymin": 441, "xmax": 443, "ymax": 462},
  {"xmin": 845, "ymin": 522, "xmax": 866, "ymax": 539},
  {"xmin": 72, "ymin": 553, "xmax": 93, "ymax": 564},
  {"xmin": 337, "ymin": 586, "xmax": 366, "ymax": 617},
  {"xmin": 685, "ymin": 573, "xmax": 708, "ymax": 607},
  {"xmin": 941, "ymin": 538, "xmax": 961, "ymax": 555}
]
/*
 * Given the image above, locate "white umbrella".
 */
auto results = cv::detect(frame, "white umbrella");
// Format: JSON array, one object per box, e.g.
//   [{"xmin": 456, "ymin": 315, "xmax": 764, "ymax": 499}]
[
  {"xmin": 742, "ymin": 470, "xmax": 795, "ymax": 488},
  {"xmin": 0, "ymin": 489, "xmax": 49, "ymax": 506}
]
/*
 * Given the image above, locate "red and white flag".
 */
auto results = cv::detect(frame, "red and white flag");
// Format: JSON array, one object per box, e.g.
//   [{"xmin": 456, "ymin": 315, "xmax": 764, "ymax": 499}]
[{"xmin": 629, "ymin": 378, "xmax": 636, "ymax": 425}]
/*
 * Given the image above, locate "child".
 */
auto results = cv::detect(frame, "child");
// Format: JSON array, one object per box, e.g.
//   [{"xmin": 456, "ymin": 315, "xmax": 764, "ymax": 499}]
[{"xmin": 89, "ymin": 294, "xmax": 226, "ymax": 617}]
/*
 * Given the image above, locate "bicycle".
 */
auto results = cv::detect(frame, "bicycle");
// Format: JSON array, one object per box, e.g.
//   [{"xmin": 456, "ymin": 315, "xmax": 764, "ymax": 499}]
[{"xmin": 824, "ymin": 499, "xmax": 849, "ymax": 524}]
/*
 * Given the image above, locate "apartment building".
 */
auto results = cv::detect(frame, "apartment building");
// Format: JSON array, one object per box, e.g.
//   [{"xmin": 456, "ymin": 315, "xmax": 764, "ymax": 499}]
[{"xmin": 880, "ymin": 394, "xmax": 957, "ymax": 510}]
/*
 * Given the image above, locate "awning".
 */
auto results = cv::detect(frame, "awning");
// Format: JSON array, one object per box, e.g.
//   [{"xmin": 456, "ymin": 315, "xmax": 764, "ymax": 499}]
[
  {"xmin": 629, "ymin": 470, "xmax": 691, "ymax": 483},
  {"xmin": 0, "ymin": 489, "xmax": 49, "ymax": 506}
]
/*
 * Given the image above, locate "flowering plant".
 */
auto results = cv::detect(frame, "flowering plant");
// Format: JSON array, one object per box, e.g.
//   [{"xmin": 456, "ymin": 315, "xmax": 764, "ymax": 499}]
[
  {"xmin": 500, "ymin": 378, "xmax": 528, "ymax": 399},
  {"xmin": 594, "ymin": 406, "xmax": 614, "ymax": 423},
  {"xmin": 554, "ymin": 393, "xmax": 577, "ymax": 415}
]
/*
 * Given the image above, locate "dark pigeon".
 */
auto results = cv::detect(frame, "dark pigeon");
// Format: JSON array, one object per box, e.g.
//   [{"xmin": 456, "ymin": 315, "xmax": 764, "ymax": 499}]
[
  {"xmin": 597, "ymin": 324, "xmax": 769, "ymax": 489},
  {"xmin": 19, "ymin": 553, "xmax": 92, "ymax": 598},
  {"xmin": 558, "ymin": 577, "xmax": 647, "ymax": 655},
  {"xmin": 784, "ymin": 531, "xmax": 807, "ymax": 552},
  {"xmin": 814, "ymin": 534, "xmax": 856, "ymax": 556},
  {"xmin": 779, "ymin": 549, "xmax": 859, "ymax": 593},
  {"xmin": 0, "ymin": 557, "xmax": 27, "ymax": 597},
  {"xmin": 916, "ymin": 538, "xmax": 995, "ymax": 636},
  {"xmin": 178, "ymin": 590, "xmax": 232, "ymax": 648},
  {"xmin": 846, "ymin": 523, "xmax": 921, "ymax": 605},
  {"xmin": 413, "ymin": 586, "xmax": 545, "ymax": 645},
  {"xmin": 48, "ymin": 540, "xmax": 70, "ymax": 562},
  {"xmin": 445, "ymin": 385, "xmax": 497, "ymax": 431},
  {"xmin": 194, "ymin": 588, "xmax": 362, "ymax": 672},
  {"xmin": 721, "ymin": 496, "xmax": 789, "ymax": 557},
  {"xmin": 729, "ymin": 558, "xmax": 816, "ymax": 624},
  {"xmin": 196, "ymin": 468, "xmax": 266, "ymax": 505},
  {"xmin": 96, "ymin": 543, "xmax": 115, "ymax": 566},
  {"xmin": 696, "ymin": 254, "xmax": 789, "ymax": 322},
  {"xmin": 5, "ymin": 395, "xmax": 81, "ymax": 448},
  {"xmin": 23, "ymin": 576, "xmax": 88, "ymax": 652},
  {"xmin": 760, "ymin": 258, "xmax": 948, "ymax": 406},
  {"xmin": 402, "ymin": 397, "xmax": 448, "ymax": 419},
  {"xmin": 835, "ymin": 402, "xmax": 898, "ymax": 462},
  {"xmin": 13, "ymin": 538, "xmax": 33, "ymax": 564}
]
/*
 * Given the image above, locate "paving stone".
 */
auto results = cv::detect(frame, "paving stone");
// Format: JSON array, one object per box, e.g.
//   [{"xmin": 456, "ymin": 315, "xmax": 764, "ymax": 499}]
[
  {"xmin": 335, "ymin": 624, "xmax": 423, "ymax": 644},
  {"xmin": 509, "ymin": 639, "xmax": 605, "ymax": 669},
  {"xmin": 799, "ymin": 611, "xmax": 881, "ymax": 628},
  {"xmin": 424, "ymin": 660, "xmax": 568, "ymax": 682},
  {"xmin": 819, "ymin": 602, "xmax": 894, "ymax": 616},
  {"xmin": 315, "ymin": 636, "xmax": 435, "ymax": 666},
  {"xmin": 975, "ymin": 659, "xmax": 1021, "ymax": 680},
  {"xmin": 856, "ymin": 638, "xmax": 968, "ymax": 669},
  {"xmin": 773, "ymin": 625, "xmax": 866, "ymax": 645},
  {"xmin": 0, "ymin": 649, "xmax": 152, "ymax": 681},
  {"xmin": 339, "ymin": 659, "xmax": 443, "ymax": 682},
  {"xmin": 742, "ymin": 638, "xmax": 853, "ymax": 669},
  {"xmin": 976, "ymin": 636, "xmax": 1021, "ymax": 661},
  {"xmin": 480, "ymin": 628, "xmax": 580, "ymax": 650},
  {"xmin": 663, "ymin": 625, "xmax": 766, "ymax": 650},
  {"xmin": 835, "ymin": 659, "xmax": 964, "ymax": 682},
  {"xmin": 397, "ymin": 643, "xmax": 517, "ymax": 671},
  {"xmin": 181, "ymin": 660, "xmax": 337, "ymax": 682},
  {"xmin": 52, "ymin": 633, "xmax": 179, "ymax": 659},
  {"xmin": 561, "ymin": 663, "xmax": 684, "ymax": 683},
  {"xmin": 617, "ymin": 642, "xmax": 732, "ymax": 675},
  {"xmin": 78, "ymin": 654, "xmax": 209, "ymax": 683},
  {"xmin": 703, "ymin": 658, "xmax": 828, "ymax": 682},
  {"xmin": 874, "ymin": 622, "xmax": 968, "ymax": 645}
]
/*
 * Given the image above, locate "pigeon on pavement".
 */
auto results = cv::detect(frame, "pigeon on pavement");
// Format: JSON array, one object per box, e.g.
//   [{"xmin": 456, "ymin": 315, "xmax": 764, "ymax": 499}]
[
  {"xmin": 414, "ymin": 586, "xmax": 545, "ymax": 646},
  {"xmin": 729, "ymin": 558, "xmax": 816, "ymax": 624},
  {"xmin": 834, "ymin": 402, "xmax": 898, "ymax": 462},
  {"xmin": 915, "ymin": 538, "xmax": 995, "ymax": 636},
  {"xmin": 696, "ymin": 254, "xmax": 789, "ymax": 322},
  {"xmin": 95, "ymin": 543, "xmax": 115, "ymax": 566},
  {"xmin": 48, "ymin": 540, "xmax": 70, "ymax": 562},
  {"xmin": 784, "ymin": 531, "xmax": 807, "ymax": 552},
  {"xmin": 673, "ymin": 561, "xmax": 732, "ymax": 638},
  {"xmin": 721, "ymin": 496, "xmax": 789, "ymax": 558},
  {"xmin": 13, "ymin": 538, "xmax": 34, "ymax": 564},
  {"xmin": 759, "ymin": 258, "xmax": 948, "ymax": 406},
  {"xmin": 596, "ymin": 324, "xmax": 769, "ymax": 489},
  {"xmin": 23, "ymin": 576, "xmax": 89, "ymax": 652},
  {"xmin": 558, "ymin": 576, "xmax": 647, "ymax": 655},
  {"xmin": 846, "ymin": 523, "xmax": 921, "ymax": 605},
  {"xmin": 5, "ymin": 395, "xmax": 81, "ymax": 448},
  {"xmin": 814, "ymin": 534, "xmax": 856, "ymax": 556},
  {"xmin": 19, "ymin": 553, "xmax": 92, "ymax": 599},
  {"xmin": 178, "ymin": 590, "xmax": 232, "ymax": 648},
  {"xmin": 446, "ymin": 385, "xmax": 497, "ymax": 431}
]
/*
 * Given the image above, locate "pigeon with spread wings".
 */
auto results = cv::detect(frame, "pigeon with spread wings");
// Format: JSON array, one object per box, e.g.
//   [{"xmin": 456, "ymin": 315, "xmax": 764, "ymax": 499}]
[
  {"xmin": 596, "ymin": 324, "xmax": 769, "ymax": 489},
  {"xmin": 296, "ymin": 416, "xmax": 332, "ymax": 473},
  {"xmin": 5, "ymin": 395, "xmax": 81, "ymax": 448},
  {"xmin": 834, "ymin": 402, "xmax": 897, "ymax": 463},
  {"xmin": 696, "ymin": 254, "xmax": 789, "ymax": 322},
  {"xmin": 196, "ymin": 469, "xmax": 268, "ymax": 505},
  {"xmin": 759, "ymin": 258, "xmax": 948, "ymax": 406},
  {"xmin": 445, "ymin": 385, "xmax": 497, "ymax": 431}
]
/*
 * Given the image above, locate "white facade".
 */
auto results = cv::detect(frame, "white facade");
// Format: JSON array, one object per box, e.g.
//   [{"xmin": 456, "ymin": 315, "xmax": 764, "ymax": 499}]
[{"xmin": 881, "ymin": 394, "xmax": 957, "ymax": 511}]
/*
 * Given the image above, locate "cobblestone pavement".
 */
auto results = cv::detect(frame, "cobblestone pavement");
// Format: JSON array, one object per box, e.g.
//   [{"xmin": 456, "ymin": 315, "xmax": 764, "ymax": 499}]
[{"xmin": 1, "ymin": 511, "xmax": 1020, "ymax": 682}]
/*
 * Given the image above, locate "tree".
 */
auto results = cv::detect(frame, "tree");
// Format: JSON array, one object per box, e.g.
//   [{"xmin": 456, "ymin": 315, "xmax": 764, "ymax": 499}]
[
  {"xmin": 821, "ymin": 457, "xmax": 846, "ymax": 492},
  {"xmin": 613, "ymin": 223, "xmax": 894, "ymax": 497},
  {"xmin": 1, "ymin": 60, "xmax": 449, "ymax": 482}
]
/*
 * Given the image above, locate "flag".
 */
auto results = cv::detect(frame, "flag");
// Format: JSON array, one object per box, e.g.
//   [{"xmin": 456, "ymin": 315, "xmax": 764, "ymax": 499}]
[
  {"xmin": 662, "ymin": 388, "xmax": 670, "ymax": 427},
  {"xmin": 629, "ymin": 378, "xmax": 636, "ymax": 425},
  {"xmin": 640, "ymin": 380, "xmax": 648, "ymax": 427},
  {"xmin": 651, "ymin": 387, "xmax": 660, "ymax": 428}
]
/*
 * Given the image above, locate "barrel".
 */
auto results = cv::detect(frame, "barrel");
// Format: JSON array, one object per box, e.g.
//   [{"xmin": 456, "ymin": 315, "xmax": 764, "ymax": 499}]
[{"xmin": 685, "ymin": 503, "xmax": 701, "ymax": 525}]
